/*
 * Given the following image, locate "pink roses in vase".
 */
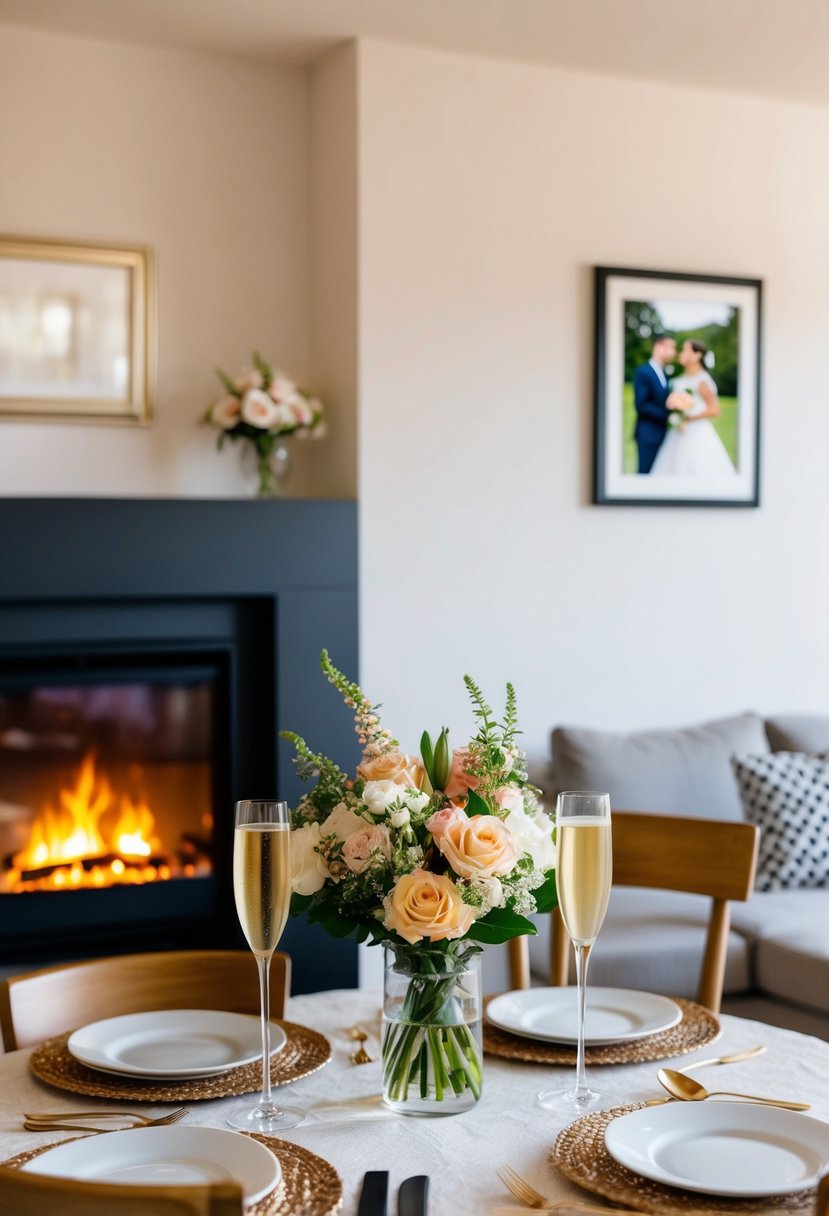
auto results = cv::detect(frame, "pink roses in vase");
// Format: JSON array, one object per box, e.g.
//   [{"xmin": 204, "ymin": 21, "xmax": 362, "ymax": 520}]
[
  {"xmin": 204, "ymin": 352, "xmax": 325, "ymax": 497},
  {"xmin": 282, "ymin": 652, "xmax": 557, "ymax": 1113}
]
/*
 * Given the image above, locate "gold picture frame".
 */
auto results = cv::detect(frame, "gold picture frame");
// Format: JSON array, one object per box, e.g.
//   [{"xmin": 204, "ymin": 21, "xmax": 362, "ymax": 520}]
[{"xmin": 0, "ymin": 235, "xmax": 155, "ymax": 424}]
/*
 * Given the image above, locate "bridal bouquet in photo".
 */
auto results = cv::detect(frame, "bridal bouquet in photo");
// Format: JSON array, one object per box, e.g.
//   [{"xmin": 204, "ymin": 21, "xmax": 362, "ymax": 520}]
[
  {"xmin": 282, "ymin": 652, "xmax": 557, "ymax": 1114},
  {"xmin": 205, "ymin": 352, "xmax": 325, "ymax": 496}
]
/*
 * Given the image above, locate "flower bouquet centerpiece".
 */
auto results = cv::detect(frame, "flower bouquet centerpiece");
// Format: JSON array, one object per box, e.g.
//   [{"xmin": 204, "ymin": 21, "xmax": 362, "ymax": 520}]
[
  {"xmin": 205, "ymin": 352, "xmax": 325, "ymax": 496},
  {"xmin": 283, "ymin": 653, "xmax": 557, "ymax": 1115}
]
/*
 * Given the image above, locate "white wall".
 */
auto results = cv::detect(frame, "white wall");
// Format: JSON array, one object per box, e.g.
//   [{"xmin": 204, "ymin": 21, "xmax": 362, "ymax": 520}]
[
  {"xmin": 0, "ymin": 25, "xmax": 311, "ymax": 497},
  {"xmin": 357, "ymin": 39, "xmax": 829, "ymax": 775}
]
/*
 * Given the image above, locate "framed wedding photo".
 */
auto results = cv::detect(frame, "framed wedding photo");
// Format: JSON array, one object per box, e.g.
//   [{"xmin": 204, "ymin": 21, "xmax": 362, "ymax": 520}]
[
  {"xmin": 593, "ymin": 266, "xmax": 762, "ymax": 507},
  {"xmin": 0, "ymin": 235, "xmax": 155, "ymax": 424}
]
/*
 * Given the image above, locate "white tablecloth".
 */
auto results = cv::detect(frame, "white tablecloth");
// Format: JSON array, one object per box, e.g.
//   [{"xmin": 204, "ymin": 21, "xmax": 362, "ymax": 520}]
[{"xmin": 0, "ymin": 989, "xmax": 827, "ymax": 1215}]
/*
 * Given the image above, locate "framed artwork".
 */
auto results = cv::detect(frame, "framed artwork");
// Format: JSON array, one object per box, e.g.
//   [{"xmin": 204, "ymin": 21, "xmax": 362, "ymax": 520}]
[
  {"xmin": 0, "ymin": 235, "xmax": 155, "ymax": 424},
  {"xmin": 593, "ymin": 266, "xmax": 762, "ymax": 507}
]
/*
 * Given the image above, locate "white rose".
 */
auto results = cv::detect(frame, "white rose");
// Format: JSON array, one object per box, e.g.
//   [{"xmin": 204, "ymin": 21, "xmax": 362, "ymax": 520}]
[
  {"xmin": 241, "ymin": 388, "xmax": 281, "ymax": 429},
  {"xmin": 320, "ymin": 801, "xmax": 367, "ymax": 841},
  {"xmin": 389, "ymin": 806, "xmax": 410, "ymax": 830},
  {"xmin": 209, "ymin": 395, "xmax": 242, "ymax": 429},
  {"xmin": 290, "ymin": 822, "xmax": 328, "ymax": 896},
  {"xmin": 362, "ymin": 779, "xmax": 403, "ymax": 818},
  {"xmin": 503, "ymin": 807, "xmax": 556, "ymax": 872}
]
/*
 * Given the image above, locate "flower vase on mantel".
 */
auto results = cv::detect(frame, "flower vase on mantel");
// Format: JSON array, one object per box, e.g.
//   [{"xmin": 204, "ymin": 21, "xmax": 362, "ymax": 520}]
[
  {"xmin": 382, "ymin": 943, "xmax": 483, "ymax": 1116},
  {"xmin": 204, "ymin": 351, "xmax": 325, "ymax": 498}
]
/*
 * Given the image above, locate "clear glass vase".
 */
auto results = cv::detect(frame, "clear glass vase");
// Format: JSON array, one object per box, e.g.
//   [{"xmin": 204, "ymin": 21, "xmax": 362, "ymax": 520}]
[
  {"xmin": 381, "ymin": 944, "xmax": 483, "ymax": 1116},
  {"xmin": 241, "ymin": 437, "xmax": 292, "ymax": 497}
]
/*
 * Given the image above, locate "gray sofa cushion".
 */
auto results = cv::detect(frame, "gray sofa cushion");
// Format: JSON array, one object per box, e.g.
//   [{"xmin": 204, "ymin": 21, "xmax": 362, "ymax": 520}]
[
  {"xmin": 765, "ymin": 714, "xmax": 829, "ymax": 754},
  {"xmin": 730, "ymin": 888, "xmax": 829, "ymax": 940},
  {"xmin": 755, "ymin": 920, "xmax": 829, "ymax": 1017},
  {"xmin": 527, "ymin": 888, "xmax": 751, "ymax": 998},
  {"xmin": 551, "ymin": 713, "xmax": 768, "ymax": 820},
  {"xmin": 731, "ymin": 752, "xmax": 829, "ymax": 891}
]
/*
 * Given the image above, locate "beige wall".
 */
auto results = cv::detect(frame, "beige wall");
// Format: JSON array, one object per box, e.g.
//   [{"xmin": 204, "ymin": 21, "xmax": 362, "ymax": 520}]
[
  {"xmin": 0, "ymin": 24, "xmax": 311, "ymax": 497},
  {"xmin": 308, "ymin": 42, "xmax": 358, "ymax": 499},
  {"xmin": 357, "ymin": 39, "xmax": 829, "ymax": 771}
]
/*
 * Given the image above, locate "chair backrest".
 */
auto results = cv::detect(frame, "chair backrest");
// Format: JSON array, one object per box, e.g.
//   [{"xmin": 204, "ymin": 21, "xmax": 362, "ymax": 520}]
[
  {"xmin": 0, "ymin": 949, "xmax": 289, "ymax": 1051},
  {"xmin": 508, "ymin": 811, "xmax": 759, "ymax": 1012},
  {"xmin": 0, "ymin": 1167, "xmax": 243, "ymax": 1215},
  {"xmin": 818, "ymin": 1171, "xmax": 829, "ymax": 1216}
]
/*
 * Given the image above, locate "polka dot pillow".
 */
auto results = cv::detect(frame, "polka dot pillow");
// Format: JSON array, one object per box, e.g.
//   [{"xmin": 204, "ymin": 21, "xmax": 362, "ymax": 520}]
[{"xmin": 731, "ymin": 751, "xmax": 829, "ymax": 891}]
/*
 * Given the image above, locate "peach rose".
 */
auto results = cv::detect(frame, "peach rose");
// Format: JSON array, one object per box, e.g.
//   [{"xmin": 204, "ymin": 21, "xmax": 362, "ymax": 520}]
[
  {"xmin": 236, "ymin": 367, "xmax": 263, "ymax": 392},
  {"xmin": 357, "ymin": 747, "xmax": 425, "ymax": 790},
  {"xmin": 384, "ymin": 869, "xmax": 475, "ymax": 945},
  {"xmin": 209, "ymin": 395, "xmax": 242, "ymax": 429},
  {"xmin": 437, "ymin": 814, "xmax": 517, "ymax": 880},
  {"xmin": 241, "ymin": 388, "xmax": 282, "ymax": 429},
  {"xmin": 444, "ymin": 747, "xmax": 479, "ymax": 798},
  {"xmin": 342, "ymin": 823, "xmax": 392, "ymax": 874},
  {"xmin": 426, "ymin": 803, "xmax": 466, "ymax": 842}
]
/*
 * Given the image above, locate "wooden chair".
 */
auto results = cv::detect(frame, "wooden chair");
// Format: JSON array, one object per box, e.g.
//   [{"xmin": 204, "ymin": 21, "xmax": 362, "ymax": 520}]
[
  {"xmin": 0, "ymin": 1168, "xmax": 243, "ymax": 1215},
  {"xmin": 817, "ymin": 1171, "xmax": 829, "ymax": 1216},
  {"xmin": 0, "ymin": 950, "xmax": 289, "ymax": 1052},
  {"xmin": 508, "ymin": 811, "xmax": 759, "ymax": 1012}
]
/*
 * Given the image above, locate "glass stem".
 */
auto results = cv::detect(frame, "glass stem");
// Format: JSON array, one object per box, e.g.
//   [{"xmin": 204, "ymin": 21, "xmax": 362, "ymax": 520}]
[
  {"xmin": 573, "ymin": 942, "xmax": 592, "ymax": 1100},
  {"xmin": 257, "ymin": 953, "xmax": 275, "ymax": 1114}
]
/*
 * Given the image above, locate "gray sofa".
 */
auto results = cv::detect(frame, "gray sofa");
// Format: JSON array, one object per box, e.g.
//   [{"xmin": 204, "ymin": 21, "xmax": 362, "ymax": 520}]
[{"xmin": 526, "ymin": 712, "xmax": 829, "ymax": 1040}]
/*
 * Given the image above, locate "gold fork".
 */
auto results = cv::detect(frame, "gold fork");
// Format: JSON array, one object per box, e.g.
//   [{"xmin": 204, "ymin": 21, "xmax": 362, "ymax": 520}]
[
  {"xmin": 497, "ymin": 1166, "xmax": 643, "ymax": 1213},
  {"xmin": 24, "ymin": 1107, "xmax": 188, "ymax": 1133}
]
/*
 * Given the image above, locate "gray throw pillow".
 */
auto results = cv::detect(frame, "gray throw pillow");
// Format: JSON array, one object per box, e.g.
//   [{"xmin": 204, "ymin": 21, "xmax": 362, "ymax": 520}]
[
  {"xmin": 765, "ymin": 715, "xmax": 829, "ymax": 754},
  {"xmin": 551, "ymin": 712, "xmax": 769, "ymax": 821},
  {"xmin": 731, "ymin": 751, "xmax": 829, "ymax": 891}
]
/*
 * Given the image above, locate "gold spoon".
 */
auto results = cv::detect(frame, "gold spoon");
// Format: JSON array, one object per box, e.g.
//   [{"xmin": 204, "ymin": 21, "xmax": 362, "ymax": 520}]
[
  {"xmin": 657, "ymin": 1068, "xmax": 810, "ymax": 1111},
  {"xmin": 678, "ymin": 1044, "xmax": 767, "ymax": 1072}
]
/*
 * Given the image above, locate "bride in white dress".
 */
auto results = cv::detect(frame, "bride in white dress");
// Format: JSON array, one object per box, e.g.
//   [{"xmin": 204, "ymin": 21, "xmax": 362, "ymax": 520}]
[{"xmin": 651, "ymin": 339, "xmax": 737, "ymax": 478}]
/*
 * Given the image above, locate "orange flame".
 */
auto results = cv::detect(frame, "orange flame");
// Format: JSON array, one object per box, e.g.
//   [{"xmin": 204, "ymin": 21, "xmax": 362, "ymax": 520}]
[{"xmin": 7, "ymin": 753, "xmax": 165, "ymax": 892}]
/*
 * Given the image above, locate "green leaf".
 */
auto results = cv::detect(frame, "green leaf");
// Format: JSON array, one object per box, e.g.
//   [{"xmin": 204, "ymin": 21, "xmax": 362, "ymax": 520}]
[
  {"xmin": 465, "ymin": 789, "xmax": 491, "ymax": 817},
  {"xmin": 290, "ymin": 892, "xmax": 313, "ymax": 916},
  {"xmin": 466, "ymin": 907, "xmax": 538, "ymax": 945},
  {"xmin": 420, "ymin": 730, "xmax": 434, "ymax": 784},
  {"xmin": 215, "ymin": 367, "xmax": 238, "ymax": 396},
  {"xmin": 532, "ymin": 872, "xmax": 558, "ymax": 914}
]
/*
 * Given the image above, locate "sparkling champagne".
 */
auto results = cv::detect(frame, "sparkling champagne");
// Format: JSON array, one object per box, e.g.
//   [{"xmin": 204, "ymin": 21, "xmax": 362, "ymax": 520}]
[
  {"xmin": 233, "ymin": 824, "xmax": 291, "ymax": 956},
  {"xmin": 556, "ymin": 818, "xmax": 612, "ymax": 946}
]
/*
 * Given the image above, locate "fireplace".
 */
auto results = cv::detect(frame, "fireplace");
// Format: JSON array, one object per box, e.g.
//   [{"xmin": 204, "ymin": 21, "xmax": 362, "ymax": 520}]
[{"xmin": 0, "ymin": 498, "xmax": 358, "ymax": 993}]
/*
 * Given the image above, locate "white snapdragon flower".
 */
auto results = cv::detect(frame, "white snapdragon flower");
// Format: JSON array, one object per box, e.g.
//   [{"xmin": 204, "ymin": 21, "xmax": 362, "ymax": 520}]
[
  {"xmin": 402, "ymin": 789, "xmax": 430, "ymax": 814},
  {"xmin": 503, "ymin": 806, "xmax": 556, "ymax": 872},
  {"xmin": 389, "ymin": 806, "xmax": 410, "ymax": 830},
  {"xmin": 361, "ymin": 779, "xmax": 403, "ymax": 817},
  {"xmin": 471, "ymin": 874, "xmax": 506, "ymax": 916}
]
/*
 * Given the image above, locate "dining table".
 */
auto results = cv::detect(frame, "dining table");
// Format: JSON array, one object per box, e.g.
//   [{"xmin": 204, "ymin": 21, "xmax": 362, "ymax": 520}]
[{"xmin": 0, "ymin": 988, "xmax": 827, "ymax": 1215}]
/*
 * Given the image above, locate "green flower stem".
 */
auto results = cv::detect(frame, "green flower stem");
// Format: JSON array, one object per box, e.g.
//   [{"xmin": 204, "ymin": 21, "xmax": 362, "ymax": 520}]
[{"xmin": 382, "ymin": 967, "xmax": 483, "ymax": 1108}]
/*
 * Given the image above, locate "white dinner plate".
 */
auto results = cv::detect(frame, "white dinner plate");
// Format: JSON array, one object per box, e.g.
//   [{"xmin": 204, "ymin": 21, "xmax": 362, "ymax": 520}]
[
  {"xmin": 604, "ymin": 1102, "xmax": 829, "ymax": 1198},
  {"xmin": 22, "ymin": 1126, "xmax": 280, "ymax": 1206},
  {"xmin": 68, "ymin": 1010, "xmax": 287, "ymax": 1079},
  {"xmin": 486, "ymin": 987, "xmax": 682, "ymax": 1045}
]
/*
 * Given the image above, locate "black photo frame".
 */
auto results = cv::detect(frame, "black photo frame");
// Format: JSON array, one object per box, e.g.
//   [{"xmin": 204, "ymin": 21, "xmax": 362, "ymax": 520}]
[{"xmin": 593, "ymin": 266, "xmax": 762, "ymax": 507}]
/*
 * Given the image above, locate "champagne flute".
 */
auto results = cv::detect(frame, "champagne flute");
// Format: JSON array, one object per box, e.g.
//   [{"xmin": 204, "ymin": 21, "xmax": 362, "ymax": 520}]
[
  {"xmin": 538, "ymin": 791, "xmax": 612, "ymax": 1112},
  {"xmin": 227, "ymin": 799, "xmax": 304, "ymax": 1131}
]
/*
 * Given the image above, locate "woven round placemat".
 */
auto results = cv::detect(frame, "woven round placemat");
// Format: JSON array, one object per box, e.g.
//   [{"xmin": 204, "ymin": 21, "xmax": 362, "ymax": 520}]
[
  {"xmin": 483, "ymin": 997, "xmax": 720, "ymax": 1065},
  {"xmin": 29, "ymin": 1020, "xmax": 331, "ymax": 1102},
  {"xmin": 2, "ymin": 1131, "xmax": 343, "ymax": 1216},
  {"xmin": 551, "ymin": 1103, "xmax": 815, "ymax": 1216}
]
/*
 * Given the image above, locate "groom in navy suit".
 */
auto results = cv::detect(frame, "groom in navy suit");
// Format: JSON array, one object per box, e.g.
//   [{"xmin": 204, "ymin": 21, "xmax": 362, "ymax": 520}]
[{"xmin": 633, "ymin": 334, "xmax": 677, "ymax": 474}]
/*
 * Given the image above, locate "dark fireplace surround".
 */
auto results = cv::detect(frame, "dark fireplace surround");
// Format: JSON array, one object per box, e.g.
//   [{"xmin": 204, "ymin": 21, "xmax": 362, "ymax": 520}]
[{"xmin": 0, "ymin": 498, "xmax": 358, "ymax": 994}]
